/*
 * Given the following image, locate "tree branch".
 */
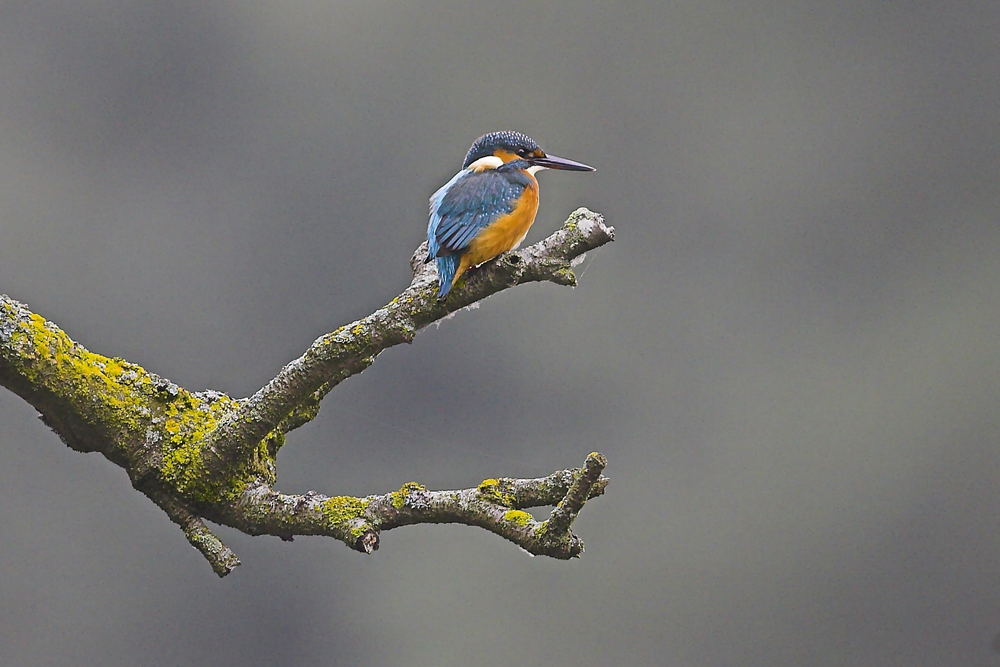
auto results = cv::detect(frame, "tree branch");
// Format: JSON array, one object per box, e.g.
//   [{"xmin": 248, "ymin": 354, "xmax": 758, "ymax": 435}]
[
  {"xmin": 205, "ymin": 452, "xmax": 610, "ymax": 561},
  {"xmin": 147, "ymin": 486, "xmax": 241, "ymax": 576},
  {"xmin": 203, "ymin": 208, "xmax": 614, "ymax": 481},
  {"xmin": 545, "ymin": 452, "xmax": 608, "ymax": 535},
  {"xmin": 0, "ymin": 207, "xmax": 614, "ymax": 575}
]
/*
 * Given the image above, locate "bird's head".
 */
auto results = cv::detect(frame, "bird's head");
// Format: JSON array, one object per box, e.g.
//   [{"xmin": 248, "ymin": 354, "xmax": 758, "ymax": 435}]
[{"xmin": 462, "ymin": 130, "xmax": 595, "ymax": 172}]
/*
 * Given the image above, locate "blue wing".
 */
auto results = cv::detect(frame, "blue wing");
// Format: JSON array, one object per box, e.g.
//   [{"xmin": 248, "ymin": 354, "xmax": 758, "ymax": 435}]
[
  {"xmin": 428, "ymin": 169, "xmax": 524, "ymax": 258},
  {"xmin": 426, "ymin": 168, "xmax": 525, "ymax": 297}
]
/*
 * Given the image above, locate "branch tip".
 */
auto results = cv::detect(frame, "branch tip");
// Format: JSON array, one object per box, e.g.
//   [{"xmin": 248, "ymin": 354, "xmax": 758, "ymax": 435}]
[
  {"xmin": 185, "ymin": 524, "xmax": 242, "ymax": 577},
  {"xmin": 546, "ymin": 451, "xmax": 607, "ymax": 536},
  {"xmin": 355, "ymin": 530, "xmax": 380, "ymax": 554},
  {"xmin": 149, "ymin": 489, "xmax": 241, "ymax": 576}
]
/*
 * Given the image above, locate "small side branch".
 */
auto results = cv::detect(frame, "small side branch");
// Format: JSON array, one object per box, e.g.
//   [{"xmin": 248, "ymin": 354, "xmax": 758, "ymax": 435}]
[
  {"xmin": 501, "ymin": 465, "xmax": 610, "ymax": 509},
  {"xmin": 545, "ymin": 452, "xmax": 608, "ymax": 535},
  {"xmin": 147, "ymin": 487, "xmax": 241, "ymax": 576}
]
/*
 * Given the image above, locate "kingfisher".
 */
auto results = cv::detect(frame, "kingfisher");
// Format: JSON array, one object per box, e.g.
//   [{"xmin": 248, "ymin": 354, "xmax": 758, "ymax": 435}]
[{"xmin": 426, "ymin": 131, "xmax": 595, "ymax": 298}]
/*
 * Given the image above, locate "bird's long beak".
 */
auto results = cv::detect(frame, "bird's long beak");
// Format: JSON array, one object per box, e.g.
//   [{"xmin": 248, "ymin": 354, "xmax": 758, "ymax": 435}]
[{"xmin": 530, "ymin": 153, "xmax": 596, "ymax": 171}]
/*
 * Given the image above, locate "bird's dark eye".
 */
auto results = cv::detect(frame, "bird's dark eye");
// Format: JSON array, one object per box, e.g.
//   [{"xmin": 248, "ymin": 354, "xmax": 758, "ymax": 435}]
[{"xmin": 516, "ymin": 148, "xmax": 528, "ymax": 156}]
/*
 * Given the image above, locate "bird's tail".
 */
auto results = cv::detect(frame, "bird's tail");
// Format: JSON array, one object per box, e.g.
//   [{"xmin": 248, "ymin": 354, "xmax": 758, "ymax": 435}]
[{"xmin": 435, "ymin": 255, "xmax": 460, "ymax": 298}]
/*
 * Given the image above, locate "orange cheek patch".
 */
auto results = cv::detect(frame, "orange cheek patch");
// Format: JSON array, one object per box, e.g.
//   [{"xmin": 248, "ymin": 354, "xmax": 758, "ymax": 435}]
[{"xmin": 493, "ymin": 149, "xmax": 520, "ymax": 164}]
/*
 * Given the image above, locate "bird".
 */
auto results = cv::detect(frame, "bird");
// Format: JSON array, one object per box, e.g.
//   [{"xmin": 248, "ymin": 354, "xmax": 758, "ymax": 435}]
[{"xmin": 426, "ymin": 130, "xmax": 595, "ymax": 298}]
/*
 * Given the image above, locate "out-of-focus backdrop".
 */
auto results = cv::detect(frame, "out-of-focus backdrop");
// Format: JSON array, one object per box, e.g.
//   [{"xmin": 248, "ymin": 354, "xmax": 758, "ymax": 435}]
[{"xmin": 1, "ymin": 2, "xmax": 998, "ymax": 665}]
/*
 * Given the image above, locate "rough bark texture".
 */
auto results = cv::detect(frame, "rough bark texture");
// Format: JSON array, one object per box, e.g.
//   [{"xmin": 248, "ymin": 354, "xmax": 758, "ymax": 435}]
[{"xmin": 0, "ymin": 207, "xmax": 614, "ymax": 576}]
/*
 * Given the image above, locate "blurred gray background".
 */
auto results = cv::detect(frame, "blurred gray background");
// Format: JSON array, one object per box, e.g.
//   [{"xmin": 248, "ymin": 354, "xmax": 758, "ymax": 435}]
[{"xmin": 1, "ymin": 1, "xmax": 998, "ymax": 665}]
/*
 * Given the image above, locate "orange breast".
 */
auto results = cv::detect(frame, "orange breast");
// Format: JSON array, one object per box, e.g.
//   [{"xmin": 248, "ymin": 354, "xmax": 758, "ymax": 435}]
[{"xmin": 464, "ymin": 176, "xmax": 539, "ymax": 268}]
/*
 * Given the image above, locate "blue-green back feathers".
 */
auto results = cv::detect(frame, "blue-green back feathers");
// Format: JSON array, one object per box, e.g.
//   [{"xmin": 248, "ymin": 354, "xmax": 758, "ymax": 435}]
[{"xmin": 427, "ymin": 167, "xmax": 529, "ymax": 297}]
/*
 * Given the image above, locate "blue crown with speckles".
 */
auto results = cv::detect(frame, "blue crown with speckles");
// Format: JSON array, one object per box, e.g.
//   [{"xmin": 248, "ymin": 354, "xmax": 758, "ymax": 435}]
[{"xmin": 463, "ymin": 131, "xmax": 540, "ymax": 168}]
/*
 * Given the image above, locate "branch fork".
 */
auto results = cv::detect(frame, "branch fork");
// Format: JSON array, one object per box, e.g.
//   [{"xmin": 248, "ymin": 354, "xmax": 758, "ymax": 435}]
[{"xmin": 0, "ymin": 208, "xmax": 614, "ymax": 575}]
